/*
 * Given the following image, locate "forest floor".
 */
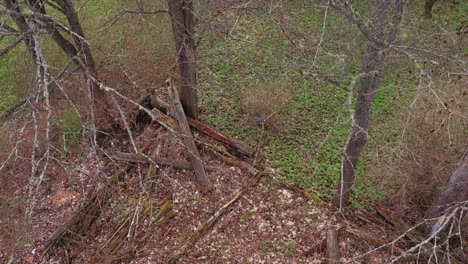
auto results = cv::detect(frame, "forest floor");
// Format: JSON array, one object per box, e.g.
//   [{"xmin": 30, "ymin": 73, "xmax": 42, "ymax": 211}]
[
  {"xmin": 1, "ymin": 108, "xmax": 401, "ymax": 263},
  {"xmin": 0, "ymin": 0, "xmax": 467, "ymax": 263}
]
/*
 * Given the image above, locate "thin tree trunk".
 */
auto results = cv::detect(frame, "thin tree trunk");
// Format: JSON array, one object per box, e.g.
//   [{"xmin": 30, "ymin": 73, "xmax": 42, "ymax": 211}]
[
  {"xmin": 167, "ymin": 0, "xmax": 198, "ymax": 119},
  {"xmin": 423, "ymin": 150, "xmax": 468, "ymax": 236},
  {"xmin": 49, "ymin": 0, "xmax": 112, "ymax": 124},
  {"xmin": 331, "ymin": 0, "xmax": 390, "ymax": 207},
  {"xmin": 4, "ymin": 0, "xmax": 37, "ymax": 59},
  {"xmin": 26, "ymin": 0, "xmax": 80, "ymax": 61},
  {"xmin": 424, "ymin": 0, "xmax": 437, "ymax": 19},
  {"xmin": 6, "ymin": 0, "xmax": 112, "ymax": 125}
]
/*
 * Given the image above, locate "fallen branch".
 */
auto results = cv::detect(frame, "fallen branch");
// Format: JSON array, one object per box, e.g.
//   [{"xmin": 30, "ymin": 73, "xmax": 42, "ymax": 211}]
[
  {"xmin": 167, "ymin": 79, "xmax": 211, "ymax": 194},
  {"xmin": 151, "ymin": 95, "xmax": 255, "ymax": 157},
  {"xmin": 189, "ymin": 118, "xmax": 254, "ymax": 157},
  {"xmin": 41, "ymin": 169, "xmax": 128, "ymax": 259},
  {"xmin": 375, "ymin": 204, "xmax": 461, "ymax": 264},
  {"xmin": 108, "ymin": 151, "xmax": 193, "ymax": 170},
  {"xmin": 101, "ymin": 195, "xmax": 174, "ymax": 255},
  {"xmin": 201, "ymin": 141, "xmax": 258, "ymax": 175},
  {"xmin": 166, "ymin": 170, "xmax": 268, "ymax": 264}
]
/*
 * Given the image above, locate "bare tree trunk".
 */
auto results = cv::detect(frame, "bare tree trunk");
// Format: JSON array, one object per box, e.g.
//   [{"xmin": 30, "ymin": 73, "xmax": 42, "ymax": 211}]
[
  {"xmin": 424, "ymin": 0, "xmax": 437, "ymax": 19},
  {"xmin": 56, "ymin": 0, "xmax": 112, "ymax": 124},
  {"xmin": 167, "ymin": 0, "xmax": 198, "ymax": 119},
  {"xmin": 5, "ymin": 0, "xmax": 112, "ymax": 125},
  {"xmin": 423, "ymin": 150, "xmax": 468, "ymax": 236},
  {"xmin": 331, "ymin": 0, "xmax": 400, "ymax": 207},
  {"xmin": 26, "ymin": 0, "xmax": 80, "ymax": 61}
]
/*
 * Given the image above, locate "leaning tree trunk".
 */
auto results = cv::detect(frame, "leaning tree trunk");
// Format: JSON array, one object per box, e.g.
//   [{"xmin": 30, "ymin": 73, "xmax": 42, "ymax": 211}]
[
  {"xmin": 423, "ymin": 150, "xmax": 468, "ymax": 236},
  {"xmin": 167, "ymin": 0, "xmax": 198, "ymax": 119},
  {"xmin": 59, "ymin": 0, "xmax": 111, "ymax": 124},
  {"xmin": 4, "ymin": 0, "xmax": 38, "ymax": 61},
  {"xmin": 331, "ymin": 0, "xmax": 390, "ymax": 208},
  {"xmin": 424, "ymin": 0, "xmax": 437, "ymax": 19},
  {"xmin": 26, "ymin": 0, "xmax": 80, "ymax": 62}
]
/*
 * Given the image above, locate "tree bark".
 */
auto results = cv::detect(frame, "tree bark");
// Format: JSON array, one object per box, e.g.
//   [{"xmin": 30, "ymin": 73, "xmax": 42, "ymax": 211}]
[
  {"xmin": 424, "ymin": 0, "xmax": 437, "ymax": 19},
  {"xmin": 167, "ymin": 0, "xmax": 198, "ymax": 119},
  {"xmin": 423, "ymin": 150, "xmax": 468, "ymax": 236},
  {"xmin": 331, "ymin": 0, "xmax": 403, "ymax": 207}
]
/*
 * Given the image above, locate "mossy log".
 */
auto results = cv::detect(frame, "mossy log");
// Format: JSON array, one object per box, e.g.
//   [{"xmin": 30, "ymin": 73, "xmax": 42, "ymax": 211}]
[
  {"xmin": 166, "ymin": 170, "xmax": 268, "ymax": 264},
  {"xmin": 202, "ymin": 141, "xmax": 258, "ymax": 175}
]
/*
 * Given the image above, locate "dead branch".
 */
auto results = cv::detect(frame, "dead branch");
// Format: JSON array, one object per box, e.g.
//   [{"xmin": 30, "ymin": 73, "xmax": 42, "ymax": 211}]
[
  {"xmin": 375, "ymin": 203, "xmax": 461, "ymax": 264},
  {"xmin": 167, "ymin": 78, "xmax": 211, "ymax": 194},
  {"xmin": 108, "ymin": 151, "xmax": 193, "ymax": 170},
  {"xmin": 41, "ymin": 169, "xmax": 129, "ymax": 259},
  {"xmin": 101, "ymin": 195, "xmax": 174, "ymax": 255},
  {"xmin": 201, "ymin": 141, "xmax": 258, "ymax": 175},
  {"xmin": 151, "ymin": 95, "xmax": 255, "ymax": 157},
  {"xmin": 166, "ymin": 170, "xmax": 268, "ymax": 264}
]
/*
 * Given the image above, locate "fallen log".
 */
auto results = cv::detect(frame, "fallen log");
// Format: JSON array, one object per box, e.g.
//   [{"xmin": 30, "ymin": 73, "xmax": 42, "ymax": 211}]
[
  {"xmin": 188, "ymin": 118, "xmax": 254, "ymax": 157},
  {"xmin": 108, "ymin": 151, "xmax": 193, "ymax": 170},
  {"xmin": 167, "ymin": 79, "xmax": 211, "ymax": 194},
  {"xmin": 166, "ymin": 170, "xmax": 268, "ymax": 264},
  {"xmin": 152, "ymin": 95, "xmax": 255, "ymax": 157}
]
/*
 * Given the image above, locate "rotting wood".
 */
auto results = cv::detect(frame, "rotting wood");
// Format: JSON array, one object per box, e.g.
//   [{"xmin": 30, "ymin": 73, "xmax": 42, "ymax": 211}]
[
  {"xmin": 108, "ymin": 151, "xmax": 193, "ymax": 170},
  {"xmin": 325, "ymin": 230, "xmax": 340, "ymax": 263},
  {"xmin": 101, "ymin": 195, "xmax": 174, "ymax": 255},
  {"xmin": 151, "ymin": 95, "xmax": 255, "ymax": 157},
  {"xmin": 41, "ymin": 169, "xmax": 128, "ymax": 259},
  {"xmin": 201, "ymin": 141, "xmax": 258, "ymax": 175},
  {"xmin": 375, "ymin": 203, "xmax": 461, "ymax": 264},
  {"xmin": 167, "ymin": 78, "xmax": 211, "ymax": 194},
  {"xmin": 151, "ymin": 107, "xmax": 178, "ymax": 130},
  {"xmin": 166, "ymin": 170, "xmax": 268, "ymax": 264},
  {"xmin": 108, "ymin": 151, "xmax": 214, "ymax": 171},
  {"xmin": 124, "ymin": 93, "xmax": 153, "ymax": 127},
  {"xmin": 189, "ymin": 118, "xmax": 255, "ymax": 157}
]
